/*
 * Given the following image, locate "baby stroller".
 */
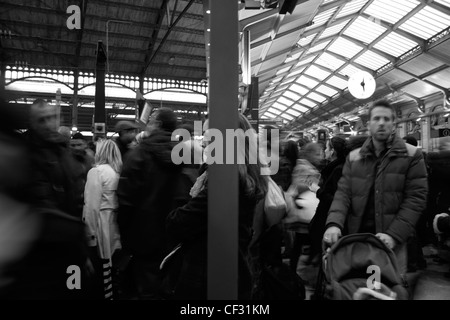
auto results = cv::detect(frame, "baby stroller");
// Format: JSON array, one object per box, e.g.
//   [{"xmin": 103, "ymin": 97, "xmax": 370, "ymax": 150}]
[{"xmin": 313, "ymin": 233, "xmax": 409, "ymax": 300}]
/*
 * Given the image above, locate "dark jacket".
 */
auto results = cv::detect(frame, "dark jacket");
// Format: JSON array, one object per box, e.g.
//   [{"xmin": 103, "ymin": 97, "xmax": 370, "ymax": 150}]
[
  {"xmin": 117, "ymin": 129, "xmax": 193, "ymax": 259},
  {"xmin": 309, "ymin": 157, "xmax": 346, "ymax": 257},
  {"xmin": 271, "ymin": 156, "xmax": 295, "ymax": 192},
  {"xmin": 165, "ymin": 172, "xmax": 258, "ymax": 300},
  {"xmin": 426, "ymin": 150, "xmax": 450, "ymax": 215},
  {"xmin": 1, "ymin": 208, "xmax": 93, "ymax": 299},
  {"xmin": 24, "ymin": 130, "xmax": 84, "ymax": 218},
  {"xmin": 326, "ymin": 135, "xmax": 428, "ymax": 245}
]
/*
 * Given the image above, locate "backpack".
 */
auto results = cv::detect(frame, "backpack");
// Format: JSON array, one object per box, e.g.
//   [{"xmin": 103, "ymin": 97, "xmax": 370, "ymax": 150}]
[{"xmin": 318, "ymin": 233, "xmax": 409, "ymax": 300}]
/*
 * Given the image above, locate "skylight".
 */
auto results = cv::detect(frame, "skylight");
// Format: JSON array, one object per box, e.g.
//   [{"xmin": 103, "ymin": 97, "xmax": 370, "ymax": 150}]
[
  {"xmin": 328, "ymin": 37, "xmax": 364, "ymax": 59},
  {"xmin": 373, "ymin": 32, "xmax": 419, "ymax": 58},
  {"xmin": 399, "ymin": 5, "xmax": 450, "ymax": 39}
]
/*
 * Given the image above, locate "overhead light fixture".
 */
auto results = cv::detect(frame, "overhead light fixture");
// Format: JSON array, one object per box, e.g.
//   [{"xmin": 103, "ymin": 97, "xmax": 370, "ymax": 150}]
[
  {"xmin": 206, "ymin": 10, "xmax": 211, "ymax": 14},
  {"xmin": 71, "ymin": 126, "xmax": 78, "ymax": 132},
  {"xmin": 168, "ymin": 56, "xmax": 175, "ymax": 66}
]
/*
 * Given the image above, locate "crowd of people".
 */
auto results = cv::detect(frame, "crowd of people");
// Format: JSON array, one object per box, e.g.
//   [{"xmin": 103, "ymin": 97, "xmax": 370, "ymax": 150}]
[{"xmin": 0, "ymin": 96, "xmax": 449, "ymax": 300}]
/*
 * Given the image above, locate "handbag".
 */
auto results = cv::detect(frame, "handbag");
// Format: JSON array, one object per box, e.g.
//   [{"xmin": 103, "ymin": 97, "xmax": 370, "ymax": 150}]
[
  {"xmin": 264, "ymin": 177, "xmax": 287, "ymax": 227},
  {"xmin": 283, "ymin": 189, "xmax": 320, "ymax": 224}
]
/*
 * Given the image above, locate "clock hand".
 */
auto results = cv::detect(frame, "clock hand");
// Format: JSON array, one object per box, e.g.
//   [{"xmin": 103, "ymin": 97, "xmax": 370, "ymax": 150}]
[{"xmin": 360, "ymin": 78, "xmax": 365, "ymax": 92}]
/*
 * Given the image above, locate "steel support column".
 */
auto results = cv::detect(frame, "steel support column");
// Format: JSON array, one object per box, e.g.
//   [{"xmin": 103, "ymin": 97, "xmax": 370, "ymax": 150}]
[
  {"xmin": 207, "ymin": 0, "xmax": 239, "ymax": 300},
  {"xmin": 94, "ymin": 41, "xmax": 107, "ymax": 140}
]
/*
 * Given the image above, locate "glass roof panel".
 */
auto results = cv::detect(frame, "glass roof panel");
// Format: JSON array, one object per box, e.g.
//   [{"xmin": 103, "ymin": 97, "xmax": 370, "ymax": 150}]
[
  {"xmin": 327, "ymin": 37, "xmax": 364, "ymax": 59},
  {"xmin": 354, "ymin": 50, "xmax": 391, "ymax": 70},
  {"xmin": 316, "ymin": 52, "xmax": 346, "ymax": 70},
  {"xmin": 307, "ymin": 40, "xmax": 332, "ymax": 54},
  {"xmin": 435, "ymin": 0, "xmax": 450, "ymax": 7},
  {"xmin": 287, "ymin": 66, "xmax": 306, "ymax": 78},
  {"xmin": 283, "ymin": 90, "xmax": 301, "ymax": 101},
  {"xmin": 285, "ymin": 109, "xmax": 301, "ymax": 117},
  {"xmin": 364, "ymin": 0, "xmax": 419, "ymax": 25},
  {"xmin": 277, "ymin": 96, "xmax": 294, "ymax": 107},
  {"xmin": 268, "ymin": 107, "xmax": 283, "ymax": 115},
  {"xmin": 307, "ymin": 92, "xmax": 327, "ymax": 103},
  {"xmin": 289, "ymin": 83, "xmax": 309, "ymax": 96},
  {"xmin": 326, "ymin": 75, "xmax": 349, "ymax": 90},
  {"xmin": 373, "ymin": 31, "xmax": 419, "ymax": 57},
  {"xmin": 272, "ymin": 102, "xmax": 286, "ymax": 110},
  {"xmin": 285, "ymin": 51, "xmax": 303, "ymax": 63},
  {"xmin": 319, "ymin": 19, "xmax": 351, "ymax": 39},
  {"xmin": 344, "ymin": 16, "xmax": 387, "ymax": 44},
  {"xmin": 335, "ymin": 0, "xmax": 369, "ymax": 19},
  {"xmin": 276, "ymin": 65, "xmax": 292, "ymax": 76},
  {"xmin": 292, "ymin": 104, "xmax": 310, "ymax": 113},
  {"xmin": 316, "ymin": 84, "xmax": 338, "ymax": 97},
  {"xmin": 304, "ymin": 65, "xmax": 331, "ymax": 81},
  {"xmin": 264, "ymin": 111, "xmax": 277, "ymax": 118},
  {"xmin": 305, "ymin": 7, "xmax": 338, "ymax": 31},
  {"xmin": 399, "ymin": 6, "xmax": 450, "ymax": 39},
  {"xmin": 280, "ymin": 113, "xmax": 294, "ymax": 120},
  {"xmin": 270, "ymin": 76, "xmax": 283, "ymax": 84},
  {"xmin": 296, "ymin": 75, "xmax": 319, "ymax": 89},
  {"xmin": 297, "ymin": 34, "xmax": 317, "ymax": 47},
  {"xmin": 279, "ymin": 76, "xmax": 297, "ymax": 87},
  {"xmin": 339, "ymin": 64, "xmax": 363, "ymax": 77},
  {"xmin": 273, "ymin": 84, "xmax": 290, "ymax": 95},
  {"xmin": 300, "ymin": 98, "xmax": 317, "ymax": 108},
  {"xmin": 295, "ymin": 55, "xmax": 317, "ymax": 68}
]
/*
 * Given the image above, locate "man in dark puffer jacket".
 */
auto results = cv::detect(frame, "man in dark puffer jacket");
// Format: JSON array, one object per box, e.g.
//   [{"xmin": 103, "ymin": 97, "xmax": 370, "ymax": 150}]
[
  {"xmin": 117, "ymin": 108, "xmax": 194, "ymax": 299},
  {"xmin": 323, "ymin": 100, "xmax": 428, "ymax": 276}
]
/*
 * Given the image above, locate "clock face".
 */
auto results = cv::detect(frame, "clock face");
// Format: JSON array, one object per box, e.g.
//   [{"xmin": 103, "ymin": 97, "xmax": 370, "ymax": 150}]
[{"xmin": 348, "ymin": 71, "xmax": 376, "ymax": 99}]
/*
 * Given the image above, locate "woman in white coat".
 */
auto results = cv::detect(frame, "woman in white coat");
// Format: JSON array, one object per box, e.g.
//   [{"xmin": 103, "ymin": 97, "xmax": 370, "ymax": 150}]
[{"xmin": 83, "ymin": 139, "xmax": 122, "ymax": 299}]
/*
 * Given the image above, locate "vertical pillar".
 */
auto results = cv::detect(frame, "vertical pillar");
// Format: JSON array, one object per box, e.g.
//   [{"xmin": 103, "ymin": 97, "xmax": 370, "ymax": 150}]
[
  {"xmin": 72, "ymin": 69, "xmax": 79, "ymax": 132},
  {"xmin": 56, "ymin": 88, "xmax": 61, "ymax": 129},
  {"xmin": 421, "ymin": 117, "xmax": 430, "ymax": 152},
  {"xmin": 0, "ymin": 63, "xmax": 6, "ymax": 97},
  {"xmin": 242, "ymin": 30, "xmax": 251, "ymax": 86},
  {"xmin": 396, "ymin": 122, "xmax": 407, "ymax": 139},
  {"xmin": 94, "ymin": 41, "xmax": 107, "ymax": 140},
  {"xmin": 137, "ymin": 75, "xmax": 145, "ymax": 120},
  {"xmin": 249, "ymin": 77, "xmax": 260, "ymax": 132},
  {"xmin": 207, "ymin": 0, "xmax": 239, "ymax": 300}
]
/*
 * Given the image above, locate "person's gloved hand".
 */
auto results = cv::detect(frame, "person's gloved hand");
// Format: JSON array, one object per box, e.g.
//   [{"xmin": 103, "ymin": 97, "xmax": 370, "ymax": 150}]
[
  {"xmin": 433, "ymin": 213, "xmax": 449, "ymax": 235},
  {"xmin": 323, "ymin": 226, "xmax": 341, "ymax": 247},
  {"xmin": 376, "ymin": 233, "xmax": 396, "ymax": 250}
]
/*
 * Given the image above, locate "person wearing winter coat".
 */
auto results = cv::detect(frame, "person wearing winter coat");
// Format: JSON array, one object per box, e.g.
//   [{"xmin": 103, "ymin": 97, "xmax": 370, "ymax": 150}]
[
  {"xmin": 117, "ymin": 108, "xmax": 194, "ymax": 299},
  {"xmin": 323, "ymin": 100, "xmax": 428, "ymax": 275},
  {"xmin": 165, "ymin": 113, "xmax": 267, "ymax": 300},
  {"xmin": 83, "ymin": 139, "xmax": 123, "ymax": 299}
]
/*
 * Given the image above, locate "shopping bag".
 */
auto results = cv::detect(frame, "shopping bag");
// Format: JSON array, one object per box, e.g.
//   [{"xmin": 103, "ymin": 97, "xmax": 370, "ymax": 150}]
[{"xmin": 264, "ymin": 177, "xmax": 287, "ymax": 227}]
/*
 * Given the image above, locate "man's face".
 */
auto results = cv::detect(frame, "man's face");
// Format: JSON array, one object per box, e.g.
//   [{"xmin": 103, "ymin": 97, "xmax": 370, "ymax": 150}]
[
  {"xmin": 70, "ymin": 139, "xmax": 86, "ymax": 151},
  {"xmin": 30, "ymin": 103, "xmax": 57, "ymax": 136},
  {"xmin": 369, "ymin": 106, "xmax": 394, "ymax": 143}
]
